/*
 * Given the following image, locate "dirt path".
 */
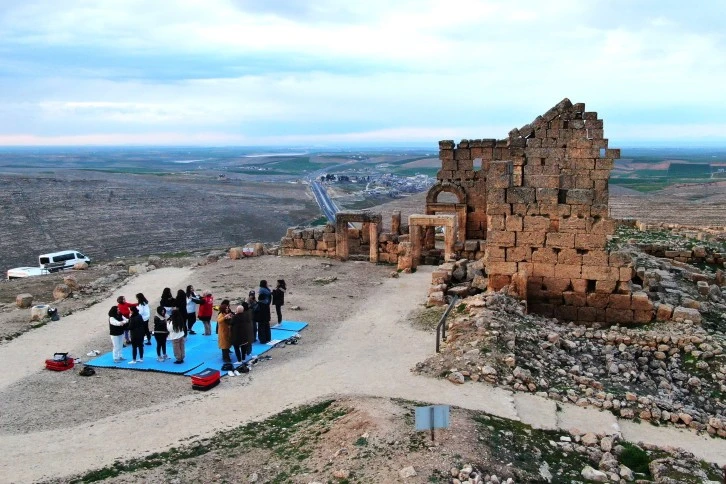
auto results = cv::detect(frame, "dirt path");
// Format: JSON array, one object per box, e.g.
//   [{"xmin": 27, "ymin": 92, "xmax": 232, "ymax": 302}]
[
  {"xmin": 0, "ymin": 267, "xmax": 191, "ymax": 392},
  {"xmin": 1, "ymin": 265, "xmax": 725, "ymax": 482}
]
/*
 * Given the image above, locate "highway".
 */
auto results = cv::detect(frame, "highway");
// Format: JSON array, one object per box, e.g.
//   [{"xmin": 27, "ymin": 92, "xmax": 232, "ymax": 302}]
[{"xmin": 310, "ymin": 180, "xmax": 340, "ymax": 222}]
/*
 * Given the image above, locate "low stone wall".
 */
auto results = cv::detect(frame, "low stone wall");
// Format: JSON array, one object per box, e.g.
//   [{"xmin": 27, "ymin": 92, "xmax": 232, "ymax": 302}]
[
  {"xmin": 280, "ymin": 225, "xmax": 337, "ymax": 258},
  {"xmin": 634, "ymin": 220, "xmax": 726, "ymax": 243},
  {"xmin": 636, "ymin": 243, "xmax": 725, "ymax": 267}
]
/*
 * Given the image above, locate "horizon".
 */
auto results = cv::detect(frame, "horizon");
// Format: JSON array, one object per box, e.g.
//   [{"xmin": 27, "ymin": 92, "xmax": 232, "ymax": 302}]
[{"xmin": 1, "ymin": 1, "xmax": 725, "ymax": 146}]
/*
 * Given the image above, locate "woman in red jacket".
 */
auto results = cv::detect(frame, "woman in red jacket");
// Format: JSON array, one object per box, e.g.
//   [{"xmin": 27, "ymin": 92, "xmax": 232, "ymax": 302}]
[
  {"xmin": 117, "ymin": 295, "xmax": 138, "ymax": 345},
  {"xmin": 197, "ymin": 290, "xmax": 215, "ymax": 336}
]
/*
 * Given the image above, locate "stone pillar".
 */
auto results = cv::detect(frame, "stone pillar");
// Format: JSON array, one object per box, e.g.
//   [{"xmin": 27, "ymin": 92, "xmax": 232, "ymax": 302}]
[
  {"xmin": 444, "ymin": 225, "xmax": 455, "ymax": 261},
  {"xmin": 410, "ymin": 224, "xmax": 422, "ymax": 266},
  {"xmin": 456, "ymin": 206, "xmax": 467, "ymax": 242},
  {"xmin": 424, "ymin": 226, "xmax": 435, "ymax": 250},
  {"xmin": 391, "ymin": 211, "xmax": 401, "ymax": 235},
  {"xmin": 335, "ymin": 218, "xmax": 349, "ymax": 261},
  {"xmin": 369, "ymin": 223, "xmax": 379, "ymax": 263}
]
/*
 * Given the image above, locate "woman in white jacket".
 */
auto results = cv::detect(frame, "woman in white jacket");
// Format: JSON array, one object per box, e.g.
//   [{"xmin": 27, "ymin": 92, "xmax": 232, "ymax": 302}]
[
  {"xmin": 136, "ymin": 293, "xmax": 152, "ymax": 345},
  {"xmin": 108, "ymin": 306, "xmax": 128, "ymax": 363},
  {"xmin": 185, "ymin": 285, "xmax": 202, "ymax": 335}
]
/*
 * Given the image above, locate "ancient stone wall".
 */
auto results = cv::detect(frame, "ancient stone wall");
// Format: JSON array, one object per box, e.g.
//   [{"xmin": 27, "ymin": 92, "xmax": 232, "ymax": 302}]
[{"xmin": 433, "ymin": 98, "xmax": 654, "ymax": 324}]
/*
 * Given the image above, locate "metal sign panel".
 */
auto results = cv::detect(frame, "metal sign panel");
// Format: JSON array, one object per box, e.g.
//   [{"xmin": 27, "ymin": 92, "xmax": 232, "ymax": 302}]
[{"xmin": 414, "ymin": 405, "xmax": 450, "ymax": 431}]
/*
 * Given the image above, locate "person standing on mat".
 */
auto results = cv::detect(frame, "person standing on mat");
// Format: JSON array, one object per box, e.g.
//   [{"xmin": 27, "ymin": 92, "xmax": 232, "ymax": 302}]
[
  {"xmin": 168, "ymin": 308, "xmax": 187, "ymax": 364},
  {"xmin": 174, "ymin": 289, "xmax": 188, "ymax": 337},
  {"xmin": 256, "ymin": 280, "xmax": 273, "ymax": 344},
  {"xmin": 247, "ymin": 290, "xmax": 258, "ymax": 340},
  {"xmin": 185, "ymin": 285, "xmax": 202, "ymax": 335},
  {"xmin": 230, "ymin": 304, "xmax": 253, "ymax": 363},
  {"xmin": 108, "ymin": 306, "xmax": 127, "ymax": 363},
  {"xmin": 272, "ymin": 279, "xmax": 286, "ymax": 325},
  {"xmin": 153, "ymin": 306, "xmax": 169, "ymax": 361},
  {"xmin": 117, "ymin": 295, "xmax": 138, "ymax": 346},
  {"xmin": 160, "ymin": 287, "xmax": 175, "ymax": 323},
  {"xmin": 197, "ymin": 290, "xmax": 214, "ymax": 336},
  {"xmin": 127, "ymin": 306, "xmax": 146, "ymax": 364},
  {"xmin": 217, "ymin": 300, "xmax": 233, "ymax": 363},
  {"xmin": 136, "ymin": 293, "xmax": 152, "ymax": 345}
]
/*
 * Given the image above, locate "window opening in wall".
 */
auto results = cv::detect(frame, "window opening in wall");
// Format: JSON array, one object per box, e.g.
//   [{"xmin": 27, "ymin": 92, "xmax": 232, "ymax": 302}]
[
  {"xmin": 563, "ymin": 120, "xmax": 569, "ymax": 129},
  {"xmin": 473, "ymin": 158, "xmax": 482, "ymax": 170},
  {"xmin": 558, "ymin": 189, "xmax": 568, "ymax": 204},
  {"xmin": 540, "ymin": 158, "xmax": 546, "ymax": 166},
  {"xmin": 587, "ymin": 280, "xmax": 596, "ymax": 292},
  {"xmin": 436, "ymin": 191, "xmax": 459, "ymax": 203},
  {"xmin": 599, "ymin": 148, "xmax": 606, "ymax": 157}
]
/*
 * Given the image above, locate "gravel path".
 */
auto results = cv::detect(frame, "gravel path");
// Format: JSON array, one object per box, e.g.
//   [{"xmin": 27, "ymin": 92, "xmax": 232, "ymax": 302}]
[{"xmin": 1, "ymin": 264, "xmax": 725, "ymax": 482}]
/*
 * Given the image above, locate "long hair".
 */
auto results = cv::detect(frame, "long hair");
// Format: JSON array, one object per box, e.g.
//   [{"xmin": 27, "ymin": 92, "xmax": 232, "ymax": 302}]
[
  {"xmin": 175, "ymin": 289, "xmax": 186, "ymax": 306},
  {"xmin": 171, "ymin": 310, "xmax": 186, "ymax": 332},
  {"xmin": 161, "ymin": 287, "xmax": 172, "ymax": 300},
  {"xmin": 219, "ymin": 299, "xmax": 230, "ymax": 314},
  {"xmin": 130, "ymin": 306, "xmax": 139, "ymax": 317},
  {"xmin": 156, "ymin": 306, "xmax": 166, "ymax": 317},
  {"xmin": 259, "ymin": 280, "xmax": 268, "ymax": 289},
  {"xmin": 136, "ymin": 293, "xmax": 148, "ymax": 305},
  {"xmin": 108, "ymin": 306, "xmax": 122, "ymax": 320},
  {"xmin": 186, "ymin": 285, "xmax": 194, "ymax": 297},
  {"xmin": 277, "ymin": 279, "xmax": 286, "ymax": 290}
]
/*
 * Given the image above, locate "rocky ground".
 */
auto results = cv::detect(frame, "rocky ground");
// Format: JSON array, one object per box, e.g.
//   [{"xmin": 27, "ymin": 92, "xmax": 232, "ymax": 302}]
[{"xmin": 52, "ymin": 397, "xmax": 725, "ymax": 484}]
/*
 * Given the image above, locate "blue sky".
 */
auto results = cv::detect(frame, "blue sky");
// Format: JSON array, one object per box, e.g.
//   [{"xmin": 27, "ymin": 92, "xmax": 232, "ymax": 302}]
[{"xmin": 0, "ymin": 0, "xmax": 724, "ymax": 146}]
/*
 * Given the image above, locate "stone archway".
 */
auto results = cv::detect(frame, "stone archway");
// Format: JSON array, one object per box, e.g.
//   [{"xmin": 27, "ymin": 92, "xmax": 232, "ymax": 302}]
[
  {"xmin": 335, "ymin": 210, "xmax": 383, "ymax": 262},
  {"xmin": 408, "ymin": 213, "xmax": 457, "ymax": 268},
  {"xmin": 426, "ymin": 181, "xmax": 467, "ymax": 205}
]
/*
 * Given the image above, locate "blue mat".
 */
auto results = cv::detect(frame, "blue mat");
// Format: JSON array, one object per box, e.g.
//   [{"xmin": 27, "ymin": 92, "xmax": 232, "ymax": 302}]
[
  {"xmin": 273, "ymin": 321, "xmax": 308, "ymax": 332},
  {"xmin": 86, "ymin": 320, "xmax": 307, "ymax": 375}
]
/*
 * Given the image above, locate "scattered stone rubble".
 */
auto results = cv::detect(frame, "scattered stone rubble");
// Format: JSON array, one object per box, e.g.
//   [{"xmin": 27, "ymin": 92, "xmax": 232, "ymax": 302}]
[{"xmin": 417, "ymin": 287, "xmax": 726, "ymax": 438}]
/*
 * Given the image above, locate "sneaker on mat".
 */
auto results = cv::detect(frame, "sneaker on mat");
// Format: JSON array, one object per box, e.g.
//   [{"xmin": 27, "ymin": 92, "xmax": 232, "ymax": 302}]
[
  {"xmin": 173, "ymin": 360, "xmax": 183, "ymax": 364},
  {"xmin": 145, "ymin": 341, "xmax": 151, "ymax": 345},
  {"xmin": 129, "ymin": 360, "xmax": 136, "ymax": 364},
  {"xmin": 189, "ymin": 330, "xmax": 197, "ymax": 335},
  {"xmin": 227, "ymin": 371, "xmax": 235, "ymax": 377},
  {"xmin": 233, "ymin": 370, "xmax": 241, "ymax": 376},
  {"xmin": 113, "ymin": 359, "xmax": 121, "ymax": 363},
  {"xmin": 138, "ymin": 359, "xmax": 143, "ymax": 363}
]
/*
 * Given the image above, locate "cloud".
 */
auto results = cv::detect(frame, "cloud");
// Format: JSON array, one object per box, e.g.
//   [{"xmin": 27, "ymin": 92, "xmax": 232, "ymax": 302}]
[{"xmin": 0, "ymin": 0, "xmax": 724, "ymax": 145}]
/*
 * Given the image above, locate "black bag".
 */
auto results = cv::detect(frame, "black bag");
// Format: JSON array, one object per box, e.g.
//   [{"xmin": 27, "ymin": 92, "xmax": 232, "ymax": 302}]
[
  {"xmin": 79, "ymin": 366, "xmax": 96, "ymax": 377},
  {"xmin": 221, "ymin": 362, "xmax": 234, "ymax": 372},
  {"xmin": 48, "ymin": 307, "xmax": 59, "ymax": 321}
]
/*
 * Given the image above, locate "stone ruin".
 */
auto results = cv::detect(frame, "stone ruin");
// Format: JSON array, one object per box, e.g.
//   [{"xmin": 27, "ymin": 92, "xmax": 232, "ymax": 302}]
[{"xmin": 280, "ymin": 98, "xmax": 655, "ymax": 324}]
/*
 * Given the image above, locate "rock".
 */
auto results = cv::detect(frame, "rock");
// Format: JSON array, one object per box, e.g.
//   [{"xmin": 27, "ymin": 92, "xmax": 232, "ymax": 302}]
[
  {"xmin": 63, "ymin": 275, "xmax": 79, "ymax": 290},
  {"xmin": 128, "ymin": 264, "xmax": 148, "ymax": 275},
  {"xmin": 229, "ymin": 247, "xmax": 243, "ymax": 260},
  {"xmin": 72, "ymin": 261, "xmax": 88, "ymax": 270},
  {"xmin": 254, "ymin": 242, "xmax": 266, "ymax": 256},
  {"xmin": 600, "ymin": 436, "xmax": 613, "ymax": 452},
  {"xmin": 30, "ymin": 305, "xmax": 49, "ymax": 321},
  {"xmin": 248, "ymin": 472, "xmax": 259, "ymax": 482},
  {"xmin": 53, "ymin": 284, "xmax": 71, "ymax": 301},
  {"xmin": 450, "ymin": 467, "xmax": 459, "ymax": 478},
  {"xmin": 655, "ymin": 303, "xmax": 674, "ymax": 320},
  {"xmin": 672, "ymin": 306, "xmax": 702, "ymax": 324},
  {"xmin": 148, "ymin": 255, "xmax": 161, "ymax": 263},
  {"xmin": 313, "ymin": 276, "xmax": 338, "ymax": 285},
  {"xmin": 16, "ymin": 293, "xmax": 33, "ymax": 308},
  {"xmin": 398, "ymin": 466, "xmax": 417, "ymax": 478},
  {"xmin": 619, "ymin": 464, "xmax": 634, "ymax": 481},
  {"xmin": 581, "ymin": 466, "xmax": 608, "ymax": 482},
  {"xmin": 581, "ymin": 432, "xmax": 599, "ymax": 446},
  {"xmin": 447, "ymin": 371, "xmax": 465, "ymax": 384},
  {"xmin": 289, "ymin": 305, "xmax": 301, "ymax": 311},
  {"xmin": 389, "ymin": 271, "xmax": 400, "ymax": 278},
  {"xmin": 332, "ymin": 469, "xmax": 350, "ymax": 479}
]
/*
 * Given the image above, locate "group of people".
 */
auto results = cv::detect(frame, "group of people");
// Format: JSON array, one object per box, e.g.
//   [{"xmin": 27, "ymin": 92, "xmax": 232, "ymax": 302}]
[{"xmin": 107, "ymin": 280, "xmax": 287, "ymax": 366}]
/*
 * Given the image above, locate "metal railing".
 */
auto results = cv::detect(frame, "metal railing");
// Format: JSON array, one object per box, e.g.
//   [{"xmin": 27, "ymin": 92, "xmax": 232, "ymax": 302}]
[{"xmin": 435, "ymin": 295, "xmax": 459, "ymax": 353}]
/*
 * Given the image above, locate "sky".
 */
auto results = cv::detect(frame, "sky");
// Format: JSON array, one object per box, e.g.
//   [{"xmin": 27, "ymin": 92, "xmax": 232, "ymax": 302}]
[{"xmin": 0, "ymin": 0, "xmax": 724, "ymax": 147}]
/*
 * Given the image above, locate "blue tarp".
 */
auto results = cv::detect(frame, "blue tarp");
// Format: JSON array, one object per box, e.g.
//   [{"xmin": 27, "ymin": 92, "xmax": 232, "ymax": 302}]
[{"xmin": 85, "ymin": 320, "xmax": 308, "ymax": 375}]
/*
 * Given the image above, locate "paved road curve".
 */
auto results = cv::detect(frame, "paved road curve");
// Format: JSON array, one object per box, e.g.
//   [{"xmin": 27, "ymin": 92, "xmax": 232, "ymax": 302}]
[{"xmin": 310, "ymin": 180, "xmax": 339, "ymax": 222}]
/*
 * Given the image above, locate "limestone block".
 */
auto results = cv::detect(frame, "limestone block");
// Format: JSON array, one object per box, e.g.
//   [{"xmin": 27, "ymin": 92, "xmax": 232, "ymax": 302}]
[
  {"xmin": 608, "ymin": 293, "xmax": 632, "ymax": 309},
  {"xmin": 656, "ymin": 303, "xmax": 674, "ymax": 320},
  {"xmin": 16, "ymin": 293, "xmax": 33, "ymax": 308},
  {"xmin": 506, "ymin": 187, "xmax": 535, "ymax": 204},
  {"xmin": 63, "ymin": 275, "xmax": 79, "ymax": 291},
  {"xmin": 517, "ymin": 231, "xmax": 546, "ymax": 247},
  {"xmin": 566, "ymin": 189, "xmax": 594, "ymax": 205},
  {"xmin": 546, "ymin": 232, "xmax": 574, "ymax": 249},
  {"xmin": 672, "ymin": 306, "xmax": 702, "ymax": 324},
  {"xmin": 73, "ymin": 261, "xmax": 88, "ymax": 270},
  {"xmin": 30, "ymin": 304, "xmax": 49, "ymax": 321},
  {"xmin": 575, "ymin": 233, "xmax": 607, "ymax": 250},
  {"xmin": 229, "ymin": 247, "xmax": 243, "ymax": 259},
  {"xmin": 280, "ymin": 237, "xmax": 294, "ymax": 248}
]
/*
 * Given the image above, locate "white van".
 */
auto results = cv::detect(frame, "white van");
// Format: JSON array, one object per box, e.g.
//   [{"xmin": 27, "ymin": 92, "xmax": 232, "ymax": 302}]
[{"xmin": 38, "ymin": 250, "xmax": 91, "ymax": 272}]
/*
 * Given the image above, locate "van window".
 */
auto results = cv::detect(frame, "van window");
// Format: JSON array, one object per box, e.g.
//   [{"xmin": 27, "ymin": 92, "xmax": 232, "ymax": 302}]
[
  {"xmin": 54, "ymin": 253, "xmax": 74, "ymax": 262},
  {"xmin": 76, "ymin": 253, "xmax": 85, "ymax": 259},
  {"xmin": 40, "ymin": 257, "xmax": 50, "ymax": 265}
]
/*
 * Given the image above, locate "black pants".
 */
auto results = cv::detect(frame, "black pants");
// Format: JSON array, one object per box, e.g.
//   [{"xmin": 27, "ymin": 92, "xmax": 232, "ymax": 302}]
[
  {"xmin": 233, "ymin": 343, "xmax": 250, "ymax": 362},
  {"xmin": 258, "ymin": 321, "xmax": 271, "ymax": 344},
  {"xmin": 154, "ymin": 333, "xmax": 168, "ymax": 356},
  {"xmin": 187, "ymin": 312, "xmax": 197, "ymax": 332},
  {"xmin": 222, "ymin": 348, "xmax": 231, "ymax": 363},
  {"xmin": 131, "ymin": 341, "xmax": 144, "ymax": 360},
  {"xmin": 275, "ymin": 305, "xmax": 283, "ymax": 324},
  {"xmin": 144, "ymin": 320, "xmax": 152, "ymax": 342}
]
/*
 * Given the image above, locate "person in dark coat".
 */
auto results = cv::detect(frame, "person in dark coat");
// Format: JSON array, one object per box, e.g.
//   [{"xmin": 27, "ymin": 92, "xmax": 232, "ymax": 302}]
[
  {"xmin": 127, "ymin": 306, "xmax": 146, "ymax": 363},
  {"xmin": 174, "ymin": 289, "xmax": 188, "ymax": 337},
  {"xmin": 272, "ymin": 279, "xmax": 286, "ymax": 325},
  {"xmin": 153, "ymin": 306, "xmax": 169, "ymax": 361},
  {"xmin": 256, "ymin": 280, "xmax": 272, "ymax": 344},
  {"xmin": 230, "ymin": 304, "xmax": 254, "ymax": 363}
]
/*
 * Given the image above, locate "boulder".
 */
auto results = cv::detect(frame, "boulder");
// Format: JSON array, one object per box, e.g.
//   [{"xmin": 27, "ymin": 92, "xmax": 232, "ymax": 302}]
[
  {"xmin": 53, "ymin": 284, "xmax": 71, "ymax": 301},
  {"xmin": 128, "ymin": 264, "xmax": 148, "ymax": 275},
  {"xmin": 672, "ymin": 306, "xmax": 702, "ymax": 324},
  {"xmin": 581, "ymin": 466, "xmax": 608, "ymax": 482},
  {"xmin": 229, "ymin": 247, "xmax": 243, "ymax": 260},
  {"xmin": 16, "ymin": 293, "xmax": 33, "ymax": 308},
  {"xmin": 63, "ymin": 275, "xmax": 79, "ymax": 290},
  {"xmin": 398, "ymin": 466, "xmax": 417, "ymax": 479},
  {"xmin": 254, "ymin": 243, "xmax": 266, "ymax": 256},
  {"xmin": 30, "ymin": 304, "xmax": 49, "ymax": 321},
  {"xmin": 73, "ymin": 261, "xmax": 88, "ymax": 270}
]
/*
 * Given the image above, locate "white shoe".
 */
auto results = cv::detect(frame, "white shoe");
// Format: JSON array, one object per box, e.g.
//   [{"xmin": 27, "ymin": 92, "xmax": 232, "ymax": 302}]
[
  {"xmin": 137, "ymin": 359, "xmax": 143, "ymax": 363},
  {"xmin": 233, "ymin": 370, "xmax": 240, "ymax": 376},
  {"xmin": 227, "ymin": 371, "xmax": 235, "ymax": 377},
  {"xmin": 129, "ymin": 360, "xmax": 137, "ymax": 364}
]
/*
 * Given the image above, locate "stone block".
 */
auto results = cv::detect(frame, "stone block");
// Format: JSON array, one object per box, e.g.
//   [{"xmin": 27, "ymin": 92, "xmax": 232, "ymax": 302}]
[
  {"xmin": 656, "ymin": 303, "xmax": 674, "ymax": 320},
  {"xmin": 608, "ymin": 251, "xmax": 632, "ymax": 267},
  {"xmin": 506, "ymin": 247, "xmax": 530, "ymax": 262},
  {"xmin": 557, "ymin": 248, "xmax": 582, "ymax": 265},
  {"xmin": 555, "ymin": 264, "xmax": 581, "ymax": 279},
  {"xmin": 606, "ymin": 308, "xmax": 633, "ymax": 323},
  {"xmin": 578, "ymin": 306, "xmax": 598, "ymax": 322},
  {"xmin": 633, "ymin": 309, "xmax": 653, "ymax": 323},
  {"xmin": 672, "ymin": 306, "xmax": 702, "ymax": 324},
  {"xmin": 489, "ymin": 230, "xmax": 516, "ymax": 247},
  {"xmin": 532, "ymin": 248, "xmax": 558, "ymax": 264},
  {"xmin": 532, "ymin": 263, "xmax": 555, "ymax": 278},
  {"xmin": 630, "ymin": 291, "xmax": 652, "ymax": 311},
  {"xmin": 563, "ymin": 291, "xmax": 587, "ymax": 307},
  {"xmin": 619, "ymin": 267, "xmax": 633, "ymax": 281},
  {"xmin": 571, "ymin": 279, "xmax": 588, "ymax": 292},
  {"xmin": 488, "ymin": 274, "xmax": 511, "ymax": 291},
  {"xmin": 582, "ymin": 249, "xmax": 608, "ymax": 266},
  {"xmin": 575, "ymin": 233, "xmax": 607, "ymax": 249},
  {"xmin": 595, "ymin": 279, "xmax": 617, "ymax": 293},
  {"xmin": 516, "ymin": 231, "xmax": 546, "ymax": 247},
  {"xmin": 16, "ymin": 293, "xmax": 33, "ymax": 308},
  {"xmin": 486, "ymin": 261, "xmax": 518, "ymax": 275},
  {"xmin": 536, "ymin": 188, "xmax": 559, "ymax": 204},
  {"xmin": 542, "ymin": 277, "xmax": 571, "ymax": 293},
  {"xmin": 582, "ymin": 265, "xmax": 618, "ymax": 281},
  {"xmin": 523, "ymin": 216, "xmax": 550, "ymax": 232},
  {"xmin": 586, "ymin": 292, "xmax": 610, "ymax": 309},
  {"xmin": 555, "ymin": 305, "xmax": 579, "ymax": 321},
  {"xmin": 608, "ymin": 293, "xmax": 632, "ymax": 309},
  {"xmin": 546, "ymin": 232, "xmax": 575, "ymax": 248},
  {"xmin": 566, "ymin": 189, "xmax": 594, "ymax": 205},
  {"xmin": 559, "ymin": 216, "xmax": 589, "ymax": 233},
  {"xmin": 485, "ymin": 246, "xmax": 506, "ymax": 261},
  {"xmin": 280, "ymin": 237, "xmax": 294, "ymax": 248},
  {"xmin": 505, "ymin": 215, "xmax": 523, "ymax": 232},
  {"xmin": 506, "ymin": 187, "xmax": 535, "ymax": 204}
]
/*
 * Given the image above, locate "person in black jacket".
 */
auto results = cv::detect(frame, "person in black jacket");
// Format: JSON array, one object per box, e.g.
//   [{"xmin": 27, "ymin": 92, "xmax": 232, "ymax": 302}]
[
  {"xmin": 160, "ymin": 287, "xmax": 175, "ymax": 322},
  {"xmin": 108, "ymin": 306, "xmax": 127, "ymax": 363},
  {"xmin": 174, "ymin": 289, "xmax": 188, "ymax": 337},
  {"xmin": 230, "ymin": 303, "xmax": 254, "ymax": 363},
  {"xmin": 127, "ymin": 306, "xmax": 146, "ymax": 363},
  {"xmin": 272, "ymin": 279, "xmax": 286, "ymax": 325},
  {"xmin": 153, "ymin": 306, "xmax": 169, "ymax": 361},
  {"xmin": 256, "ymin": 280, "xmax": 272, "ymax": 344}
]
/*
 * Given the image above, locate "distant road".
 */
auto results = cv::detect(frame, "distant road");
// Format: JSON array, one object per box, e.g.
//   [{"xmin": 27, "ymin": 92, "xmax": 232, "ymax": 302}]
[{"xmin": 310, "ymin": 181, "xmax": 339, "ymax": 222}]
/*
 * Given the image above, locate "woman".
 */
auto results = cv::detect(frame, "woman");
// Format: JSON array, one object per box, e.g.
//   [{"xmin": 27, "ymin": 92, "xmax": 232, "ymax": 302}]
[
  {"xmin": 272, "ymin": 279, "xmax": 287, "ymax": 325},
  {"xmin": 136, "ymin": 293, "xmax": 152, "ymax": 345},
  {"xmin": 153, "ymin": 306, "xmax": 169, "ymax": 361},
  {"xmin": 160, "ymin": 288, "xmax": 175, "ymax": 323},
  {"xmin": 247, "ymin": 290, "xmax": 258, "ymax": 340},
  {"xmin": 167, "ymin": 308, "xmax": 187, "ymax": 364},
  {"xmin": 127, "ymin": 306, "xmax": 146, "ymax": 364},
  {"xmin": 117, "ymin": 295, "xmax": 138, "ymax": 345},
  {"xmin": 197, "ymin": 290, "xmax": 214, "ymax": 336},
  {"xmin": 185, "ymin": 285, "xmax": 202, "ymax": 335},
  {"xmin": 256, "ymin": 280, "xmax": 273, "ymax": 344},
  {"xmin": 174, "ymin": 289, "xmax": 188, "ymax": 337},
  {"xmin": 230, "ymin": 304, "xmax": 254, "ymax": 363},
  {"xmin": 216, "ymin": 300, "xmax": 233, "ymax": 363},
  {"xmin": 108, "ymin": 306, "xmax": 127, "ymax": 363}
]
